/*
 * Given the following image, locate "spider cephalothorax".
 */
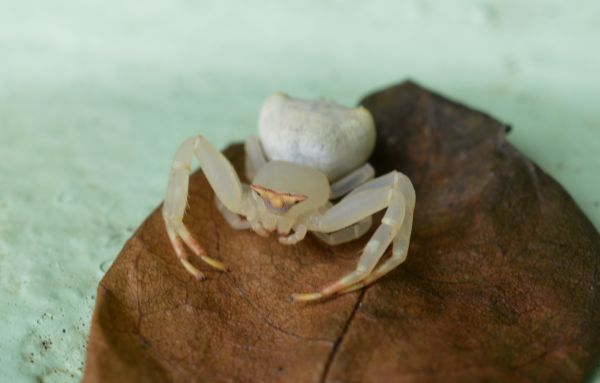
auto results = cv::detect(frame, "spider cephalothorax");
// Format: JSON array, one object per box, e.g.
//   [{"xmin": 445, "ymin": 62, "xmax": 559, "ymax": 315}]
[{"xmin": 162, "ymin": 93, "xmax": 415, "ymax": 301}]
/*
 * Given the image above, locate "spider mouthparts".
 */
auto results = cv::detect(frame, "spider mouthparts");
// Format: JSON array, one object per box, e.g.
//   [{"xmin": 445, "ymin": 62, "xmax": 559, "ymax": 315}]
[{"xmin": 196, "ymin": 274, "xmax": 207, "ymax": 281}]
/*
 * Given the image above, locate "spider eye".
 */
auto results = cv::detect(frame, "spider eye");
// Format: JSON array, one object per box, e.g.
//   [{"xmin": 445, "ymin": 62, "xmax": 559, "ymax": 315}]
[
  {"xmin": 250, "ymin": 184, "xmax": 307, "ymax": 213},
  {"xmin": 250, "ymin": 184, "xmax": 264, "ymax": 197}
]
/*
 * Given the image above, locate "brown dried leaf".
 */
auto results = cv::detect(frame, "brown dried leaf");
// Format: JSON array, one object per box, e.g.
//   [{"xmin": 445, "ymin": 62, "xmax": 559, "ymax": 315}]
[{"xmin": 83, "ymin": 82, "xmax": 600, "ymax": 383}]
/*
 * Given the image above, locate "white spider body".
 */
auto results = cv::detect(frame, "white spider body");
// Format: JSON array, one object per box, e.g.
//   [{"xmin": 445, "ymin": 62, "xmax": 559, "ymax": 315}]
[
  {"xmin": 258, "ymin": 93, "xmax": 376, "ymax": 181},
  {"xmin": 252, "ymin": 161, "xmax": 330, "ymax": 215},
  {"xmin": 162, "ymin": 94, "xmax": 416, "ymax": 301},
  {"xmin": 234, "ymin": 161, "xmax": 330, "ymax": 237}
]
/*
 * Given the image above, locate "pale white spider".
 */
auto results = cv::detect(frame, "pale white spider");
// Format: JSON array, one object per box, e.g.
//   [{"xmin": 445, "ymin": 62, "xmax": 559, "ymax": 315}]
[{"xmin": 162, "ymin": 93, "xmax": 415, "ymax": 301}]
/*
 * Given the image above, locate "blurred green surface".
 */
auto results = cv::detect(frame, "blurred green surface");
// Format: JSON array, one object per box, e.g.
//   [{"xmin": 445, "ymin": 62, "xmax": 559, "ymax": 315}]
[{"xmin": 0, "ymin": 0, "xmax": 598, "ymax": 381}]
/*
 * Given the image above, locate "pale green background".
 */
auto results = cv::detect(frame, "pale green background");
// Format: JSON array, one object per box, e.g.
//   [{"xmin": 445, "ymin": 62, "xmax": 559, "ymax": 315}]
[{"xmin": 0, "ymin": 0, "xmax": 599, "ymax": 382}]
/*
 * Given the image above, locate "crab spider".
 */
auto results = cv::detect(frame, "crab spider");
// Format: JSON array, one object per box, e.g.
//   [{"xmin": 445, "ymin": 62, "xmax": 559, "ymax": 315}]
[{"xmin": 162, "ymin": 93, "xmax": 415, "ymax": 302}]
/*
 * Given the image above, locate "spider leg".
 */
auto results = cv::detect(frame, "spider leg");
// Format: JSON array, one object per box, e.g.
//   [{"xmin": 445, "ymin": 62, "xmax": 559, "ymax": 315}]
[
  {"xmin": 312, "ymin": 216, "xmax": 372, "ymax": 246},
  {"xmin": 215, "ymin": 196, "xmax": 252, "ymax": 230},
  {"xmin": 279, "ymin": 225, "xmax": 308, "ymax": 245},
  {"xmin": 163, "ymin": 135, "xmax": 244, "ymax": 277},
  {"xmin": 329, "ymin": 163, "xmax": 375, "ymax": 199},
  {"xmin": 249, "ymin": 219, "xmax": 269, "ymax": 237},
  {"xmin": 292, "ymin": 171, "xmax": 415, "ymax": 302},
  {"xmin": 244, "ymin": 135, "xmax": 268, "ymax": 180},
  {"xmin": 341, "ymin": 207, "xmax": 413, "ymax": 293}
]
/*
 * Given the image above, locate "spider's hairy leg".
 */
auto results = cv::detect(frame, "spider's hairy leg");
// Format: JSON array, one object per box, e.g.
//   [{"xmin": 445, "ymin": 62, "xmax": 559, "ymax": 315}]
[
  {"xmin": 312, "ymin": 216, "xmax": 372, "ymax": 246},
  {"xmin": 329, "ymin": 163, "xmax": 375, "ymax": 200},
  {"xmin": 341, "ymin": 204, "xmax": 413, "ymax": 293},
  {"xmin": 163, "ymin": 135, "xmax": 244, "ymax": 278},
  {"xmin": 291, "ymin": 186, "xmax": 391, "ymax": 300},
  {"xmin": 215, "ymin": 197, "xmax": 252, "ymax": 230},
  {"xmin": 292, "ymin": 171, "xmax": 415, "ymax": 301},
  {"xmin": 244, "ymin": 135, "xmax": 267, "ymax": 180}
]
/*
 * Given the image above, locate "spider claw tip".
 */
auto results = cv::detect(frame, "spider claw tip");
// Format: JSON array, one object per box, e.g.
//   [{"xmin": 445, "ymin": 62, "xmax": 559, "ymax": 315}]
[{"xmin": 291, "ymin": 292, "xmax": 323, "ymax": 302}]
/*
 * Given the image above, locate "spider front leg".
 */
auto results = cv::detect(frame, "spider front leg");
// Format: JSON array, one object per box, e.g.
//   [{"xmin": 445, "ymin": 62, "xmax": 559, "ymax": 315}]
[
  {"xmin": 340, "ymin": 203, "xmax": 414, "ymax": 294},
  {"xmin": 163, "ymin": 135, "xmax": 244, "ymax": 279},
  {"xmin": 292, "ymin": 171, "xmax": 415, "ymax": 302},
  {"xmin": 215, "ymin": 196, "xmax": 252, "ymax": 230}
]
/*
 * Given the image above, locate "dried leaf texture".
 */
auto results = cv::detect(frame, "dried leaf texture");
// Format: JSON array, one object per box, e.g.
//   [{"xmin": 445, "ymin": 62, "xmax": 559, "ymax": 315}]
[{"xmin": 83, "ymin": 82, "xmax": 600, "ymax": 383}]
